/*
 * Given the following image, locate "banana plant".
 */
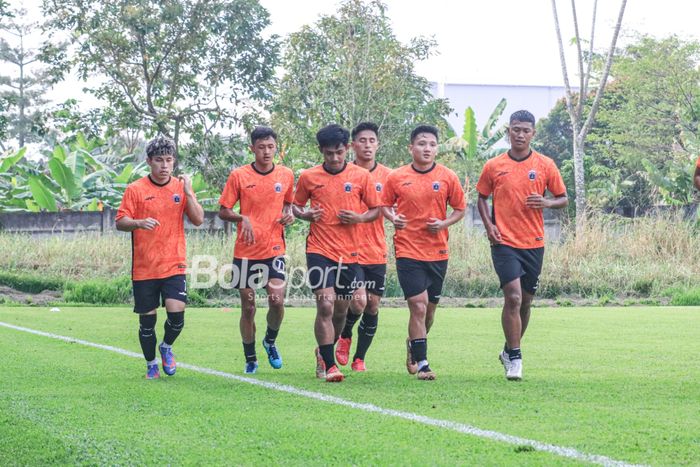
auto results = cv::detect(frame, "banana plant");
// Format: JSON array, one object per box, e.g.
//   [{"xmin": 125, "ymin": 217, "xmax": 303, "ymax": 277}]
[{"xmin": 440, "ymin": 98, "xmax": 509, "ymax": 161}]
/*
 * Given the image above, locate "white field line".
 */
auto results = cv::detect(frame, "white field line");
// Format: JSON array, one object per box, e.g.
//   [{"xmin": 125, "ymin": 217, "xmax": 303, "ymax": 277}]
[{"xmin": 0, "ymin": 321, "xmax": 645, "ymax": 467}]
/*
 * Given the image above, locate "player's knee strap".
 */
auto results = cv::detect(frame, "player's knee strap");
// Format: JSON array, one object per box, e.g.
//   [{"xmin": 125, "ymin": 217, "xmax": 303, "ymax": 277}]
[
  {"xmin": 166, "ymin": 311, "xmax": 184, "ymax": 332},
  {"xmin": 139, "ymin": 314, "xmax": 157, "ymax": 333}
]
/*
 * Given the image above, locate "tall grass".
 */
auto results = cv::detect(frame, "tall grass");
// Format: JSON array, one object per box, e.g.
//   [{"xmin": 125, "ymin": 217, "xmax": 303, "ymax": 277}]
[{"xmin": 0, "ymin": 213, "xmax": 698, "ymax": 300}]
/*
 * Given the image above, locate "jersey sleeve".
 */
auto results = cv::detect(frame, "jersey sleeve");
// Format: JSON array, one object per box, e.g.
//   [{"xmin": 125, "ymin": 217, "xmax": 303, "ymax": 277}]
[
  {"xmin": 284, "ymin": 170, "xmax": 294, "ymax": 204},
  {"xmin": 475, "ymin": 161, "xmax": 493, "ymax": 197},
  {"xmin": 381, "ymin": 173, "xmax": 397, "ymax": 207},
  {"xmin": 447, "ymin": 171, "xmax": 467, "ymax": 210},
  {"xmin": 218, "ymin": 171, "xmax": 240, "ymax": 209},
  {"xmin": 546, "ymin": 160, "xmax": 567, "ymax": 197},
  {"xmin": 116, "ymin": 185, "xmax": 137, "ymax": 221},
  {"xmin": 696, "ymin": 156, "xmax": 700, "ymax": 169},
  {"xmin": 293, "ymin": 172, "xmax": 310, "ymax": 207},
  {"xmin": 361, "ymin": 170, "xmax": 379, "ymax": 208}
]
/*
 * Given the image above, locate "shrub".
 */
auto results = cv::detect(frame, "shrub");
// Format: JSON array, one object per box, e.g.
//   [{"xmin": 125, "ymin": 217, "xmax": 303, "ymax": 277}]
[{"xmin": 64, "ymin": 276, "xmax": 132, "ymax": 305}]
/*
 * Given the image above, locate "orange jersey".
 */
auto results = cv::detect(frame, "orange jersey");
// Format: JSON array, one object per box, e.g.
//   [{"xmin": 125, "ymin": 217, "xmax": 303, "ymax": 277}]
[
  {"xmin": 294, "ymin": 162, "xmax": 379, "ymax": 263},
  {"xmin": 696, "ymin": 156, "xmax": 700, "ymax": 168},
  {"xmin": 476, "ymin": 151, "xmax": 566, "ymax": 249},
  {"xmin": 116, "ymin": 176, "xmax": 187, "ymax": 281},
  {"xmin": 382, "ymin": 163, "xmax": 466, "ymax": 261},
  {"xmin": 354, "ymin": 161, "xmax": 391, "ymax": 265},
  {"xmin": 219, "ymin": 163, "xmax": 294, "ymax": 260}
]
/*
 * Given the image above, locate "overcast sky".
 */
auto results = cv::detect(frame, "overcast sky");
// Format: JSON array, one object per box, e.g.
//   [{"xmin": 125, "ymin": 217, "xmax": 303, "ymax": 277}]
[
  {"xmin": 259, "ymin": 0, "xmax": 700, "ymax": 86},
  {"xmin": 8, "ymin": 0, "xmax": 700, "ymax": 103}
]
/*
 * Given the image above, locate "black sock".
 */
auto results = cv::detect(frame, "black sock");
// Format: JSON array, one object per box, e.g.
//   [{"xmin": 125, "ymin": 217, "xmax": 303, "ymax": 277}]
[
  {"xmin": 138, "ymin": 314, "xmax": 157, "ymax": 362},
  {"xmin": 243, "ymin": 342, "xmax": 257, "ymax": 362},
  {"xmin": 264, "ymin": 327, "xmax": 279, "ymax": 345},
  {"xmin": 503, "ymin": 342, "xmax": 508, "ymax": 353},
  {"xmin": 508, "ymin": 347, "xmax": 522, "ymax": 360},
  {"xmin": 341, "ymin": 312, "xmax": 360, "ymax": 339},
  {"xmin": 163, "ymin": 311, "xmax": 184, "ymax": 345},
  {"xmin": 319, "ymin": 344, "xmax": 335, "ymax": 369},
  {"xmin": 410, "ymin": 338, "xmax": 427, "ymax": 363},
  {"xmin": 353, "ymin": 313, "xmax": 378, "ymax": 361}
]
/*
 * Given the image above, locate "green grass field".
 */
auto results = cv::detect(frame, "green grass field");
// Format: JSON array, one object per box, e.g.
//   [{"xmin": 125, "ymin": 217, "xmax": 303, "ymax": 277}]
[{"xmin": 0, "ymin": 305, "xmax": 698, "ymax": 465}]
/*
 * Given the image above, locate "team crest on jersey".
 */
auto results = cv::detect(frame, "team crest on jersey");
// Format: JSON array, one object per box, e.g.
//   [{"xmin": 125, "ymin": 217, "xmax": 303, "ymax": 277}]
[
  {"xmin": 432, "ymin": 181, "xmax": 440, "ymax": 191},
  {"xmin": 344, "ymin": 182, "xmax": 352, "ymax": 193},
  {"xmin": 528, "ymin": 170, "xmax": 537, "ymax": 181},
  {"xmin": 375, "ymin": 182, "xmax": 383, "ymax": 192},
  {"xmin": 173, "ymin": 194, "xmax": 181, "ymax": 203},
  {"xmin": 274, "ymin": 182, "xmax": 282, "ymax": 193}
]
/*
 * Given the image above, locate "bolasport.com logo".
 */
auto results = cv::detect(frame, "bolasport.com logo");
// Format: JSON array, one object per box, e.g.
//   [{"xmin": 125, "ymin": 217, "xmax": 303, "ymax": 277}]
[{"xmin": 187, "ymin": 255, "xmax": 376, "ymax": 299}]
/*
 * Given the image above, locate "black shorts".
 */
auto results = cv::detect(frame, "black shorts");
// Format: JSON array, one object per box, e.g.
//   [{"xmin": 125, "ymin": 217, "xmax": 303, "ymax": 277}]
[
  {"xmin": 357, "ymin": 263, "xmax": 387, "ymax": 297},
  {"xmin": 306, "ymin": 253, "xmax": 361, "ymax": 299},
  {"xmin": 132, "ymin": 274, "xmax": 187, "ymax": 314},
  {"xmin": 232, "ymin": 256, "xmax": 286, "ymax": 289},
  {"xmin": 491, "ymin": 245, "xmax": 544, "ymax": 295},
  {"xmin": 396, "ymin": 258, "xmax": 448, "ymax": 304}
]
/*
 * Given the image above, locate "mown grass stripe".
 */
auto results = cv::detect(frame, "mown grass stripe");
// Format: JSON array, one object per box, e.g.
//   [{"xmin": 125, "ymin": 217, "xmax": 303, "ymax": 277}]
[{"xmin": 0, "ymin": 320, "xmax": 646, "ymax": 467}]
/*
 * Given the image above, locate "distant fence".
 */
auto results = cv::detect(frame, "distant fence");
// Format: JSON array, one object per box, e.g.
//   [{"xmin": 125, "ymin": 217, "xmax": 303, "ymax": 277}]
[{"xmin": 0, "ymin": 206, "xmax": 562, "ymax": 239}]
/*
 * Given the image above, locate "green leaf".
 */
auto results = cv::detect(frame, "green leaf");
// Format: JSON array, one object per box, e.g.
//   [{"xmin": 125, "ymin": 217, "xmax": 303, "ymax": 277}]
[
  {"xmin": 28, "ymin": 176, "xmax": 58, "ymax": 211},
  {"xmin": 0, "ymin": 147, "xmax": 27, "ymax": 173},
  {"xmin": 48, "ymin": 158, "xmax": 80, "ymax": 200},
  {"xmin": 52, "ymin": 145, "xmax": 66, "ymax": 162},
  {"xmin": 463, "ymin": 107, "xmax": 478, "ymax": 159},
  {"xmin": 483, "ymin": 98, "xmax": 507, "ymax": 138},
  {"xmin": 191, "ymin": 172, "xmax": 207, "ymax": 193},
  {"xmin": 64, "ymin": 149, "xmax": 86, "ymax": 181},
  {"xmin": 113, "ymin": 163, "xmax": 134, "ymax": 184}
]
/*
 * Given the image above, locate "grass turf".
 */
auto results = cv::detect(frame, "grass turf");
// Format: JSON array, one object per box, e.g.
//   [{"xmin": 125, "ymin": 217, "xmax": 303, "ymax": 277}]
[{"xmin": 0, "ymin": 305, "xmax": 698, "ymax": 465}]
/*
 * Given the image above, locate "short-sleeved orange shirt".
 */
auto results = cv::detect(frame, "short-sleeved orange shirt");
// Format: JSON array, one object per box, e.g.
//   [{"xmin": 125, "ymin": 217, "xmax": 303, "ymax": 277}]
[
  {"xmin": 696, "ymin": 156, "xmax": 700, "ymax": 168},
  {"xmin": 476, "ymin": 151, "xmax": 567, "ymax": 249},
  {"xmin": 354, "ymin": 161, "xmax": 392, "ymax": 265},
  {"xmin": 116, "ymin": 176, "xmax": 187, "ymax": 281},
  {"xmin": 294, "ymin": 162, "xmax": 379, "ymax": 263},
  {"xmin": 219, "ymin": 163, "xmax": 294, "ymax": 260},
  {"xmin": 382, "ymin": 163, "xmax": 466, "ymax": 261}
]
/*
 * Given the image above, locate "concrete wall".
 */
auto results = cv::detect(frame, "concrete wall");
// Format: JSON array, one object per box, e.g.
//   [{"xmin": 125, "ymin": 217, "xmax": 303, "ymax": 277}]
[
  {"xmin": 0, "ymin": 206, "xmax": 562, "ymax": 242},
  {"xmin": 0, "ymin": 209, "xmax": 231, "ymax": 236},
  {"xmin": 464, "ymin": 205, "xmax": 563, "ymax": 243}
]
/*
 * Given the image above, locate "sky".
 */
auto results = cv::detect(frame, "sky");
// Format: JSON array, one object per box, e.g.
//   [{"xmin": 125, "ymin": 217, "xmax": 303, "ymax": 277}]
[
  {"xmin": 258, "ymin": 0, "xmax": 700, "ymax": 86},
  {"xmin": 6, "ymin": 0, "xmax": 700, "ymax": 104}
]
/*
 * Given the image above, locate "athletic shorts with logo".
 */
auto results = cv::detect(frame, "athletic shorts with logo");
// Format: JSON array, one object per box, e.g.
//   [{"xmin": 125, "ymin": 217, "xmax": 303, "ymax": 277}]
[
  {"xmin": 396, "ymin": 258, "xmax": 448, "ymax": 304},
  {"xmin": 232, "ymin": 256, "xmax": 286, "ymax": 289},
  {"xmin": 491, "ymin": 245, "xmax": 544, "ymax": 295},
  {"xmin": 357, "ymin": 263, "xmax": 387, "ymax": 297},
  {"xmin": 132, "ymin": 274, "xmax": 187, "ymax": 314},
  {"xmin": 306, "ymin": 253, "xmax": 361, "ymax": 299}
]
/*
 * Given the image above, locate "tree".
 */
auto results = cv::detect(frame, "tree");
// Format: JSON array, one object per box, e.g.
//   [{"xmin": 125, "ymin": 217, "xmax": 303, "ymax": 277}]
[
  {"xmin": 551, "ymin": 0, "xmax": 627, "ymax": 227},
  {"xmin": 0, "ymin": 8, "xmax": 67, "ymax": 149},
  {"xmin": 538, "ymin": 35, "xmax": 700, "ymax": 210},
  {"xmin": 271, "ymin": 0, "xmax": 451, "ymax": 169},
  {"xmin": 43, "ymin": 0, "xmax": 279, "ymax": 155}
]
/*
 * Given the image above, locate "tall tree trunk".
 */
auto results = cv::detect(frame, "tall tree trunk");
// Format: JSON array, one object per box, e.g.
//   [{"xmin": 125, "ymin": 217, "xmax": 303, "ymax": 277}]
[{"xmin": 572, "ymin": 136, "xmax": 586, "ymax": 230}]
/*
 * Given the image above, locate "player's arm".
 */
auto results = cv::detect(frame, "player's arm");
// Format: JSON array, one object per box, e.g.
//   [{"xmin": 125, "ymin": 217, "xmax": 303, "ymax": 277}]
[
  {"xmin": 116, "ymin": 216, "xmax": 160, "ymax": 232},
  {"xmin": 525, "ymin": 193, "xmax": 568, "ymax": 210},
  {"xmin": 694, "ymin": 166, "xmax": 700, "ymax": 191},
  {"xmin": 338, "ymin": 207, "xmax": 379, "ymax": 224},
  {"xmin": 279, "ymin": 202, "xmax": 295, "ymax": 226},
  {"xmin": 293, "ymin": 204, "xmax": 323, "ymax": 222},
  {"xmin": 180, "ymin": 175, "xmax": 205, "ymax": 226},
  {"xmin": 426, "ymin": 208, "xmax": 465, "ymax": 233},
  {"xmin": 218, "ymin": 206, "xmax": 255, "ymax": 245},
  {"xmin": 477, "ymin": 194, "xmax": 502, "ymax": 245}
]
